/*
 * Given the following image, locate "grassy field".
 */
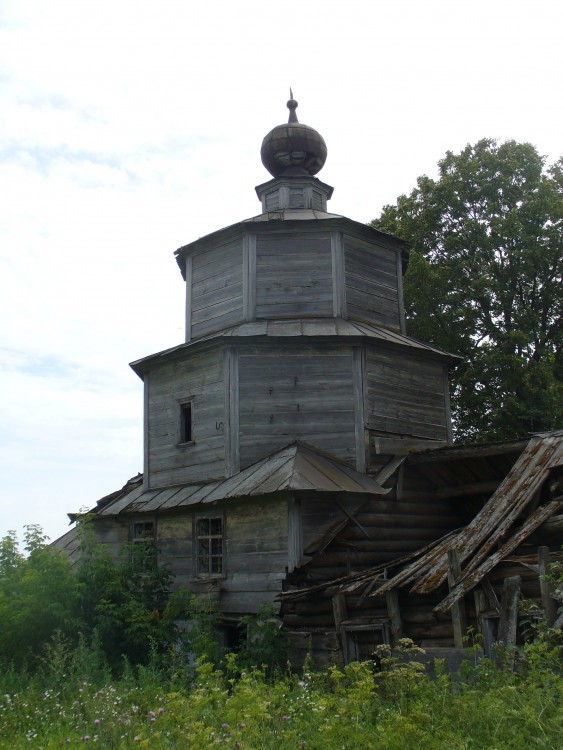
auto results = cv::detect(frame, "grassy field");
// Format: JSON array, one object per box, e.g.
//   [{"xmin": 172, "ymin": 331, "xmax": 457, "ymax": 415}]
[{"xmin": 1, "ymin": 641, "xmax": 561, "ymax": 749}]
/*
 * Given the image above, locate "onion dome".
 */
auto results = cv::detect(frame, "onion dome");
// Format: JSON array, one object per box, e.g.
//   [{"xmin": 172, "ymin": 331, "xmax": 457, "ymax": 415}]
[{"xmin": 261, "ymin": 91, "xmax": 327, "ymax": 177}]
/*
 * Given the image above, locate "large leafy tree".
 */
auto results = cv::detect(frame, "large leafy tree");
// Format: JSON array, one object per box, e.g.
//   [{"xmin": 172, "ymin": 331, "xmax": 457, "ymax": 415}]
[{"xmin": 372, "ymin": 139, "xmax": 562, "ymax": 442}]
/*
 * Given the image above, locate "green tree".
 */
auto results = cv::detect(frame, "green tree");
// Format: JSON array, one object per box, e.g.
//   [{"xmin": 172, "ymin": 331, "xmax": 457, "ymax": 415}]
[
  {"xmin": 0, "ymin": 526, "xmax": 81, "ymax": 667},
  {"xmin": 372, "ymin": 139, "xmax": 562, "ymax": 441},
  {"xmin": 75, "ymin": 517, "xmax": 186, "ymax": 671}
]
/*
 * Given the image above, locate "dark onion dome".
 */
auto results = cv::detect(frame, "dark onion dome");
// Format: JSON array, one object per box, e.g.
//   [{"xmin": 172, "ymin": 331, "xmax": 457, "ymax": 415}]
[{"xmin": 261, "ymin": 92, "xmax": 327, "ymax": 177}]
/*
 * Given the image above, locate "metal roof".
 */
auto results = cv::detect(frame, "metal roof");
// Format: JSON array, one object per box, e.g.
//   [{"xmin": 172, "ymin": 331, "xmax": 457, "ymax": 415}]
[
  {"xmin": 130, "ymin": 317, "xmax": 459, "ymax": 375},
  {"xmin": 95, "ymin": 441, "xmax": 389, "ymax": 517}
]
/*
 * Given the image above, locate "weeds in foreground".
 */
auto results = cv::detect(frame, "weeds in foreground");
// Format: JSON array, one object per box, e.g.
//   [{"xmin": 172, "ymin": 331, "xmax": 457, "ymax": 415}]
[{"xmin": 0, "ymin": 638, "xmax": 561, "ymax": 749}]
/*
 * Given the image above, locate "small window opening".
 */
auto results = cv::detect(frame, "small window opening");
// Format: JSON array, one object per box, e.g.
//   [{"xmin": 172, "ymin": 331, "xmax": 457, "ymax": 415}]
[
  {"xmin": 180, "ymin": 402, "xmax": 193, "ymax": 443},
  {"xmin": 196, "ymin": 516, "xmax": 223, "ymax": 576},
  {"xmin": 132, "ymin": 521, "xmax": 155, "ymax": 544}
]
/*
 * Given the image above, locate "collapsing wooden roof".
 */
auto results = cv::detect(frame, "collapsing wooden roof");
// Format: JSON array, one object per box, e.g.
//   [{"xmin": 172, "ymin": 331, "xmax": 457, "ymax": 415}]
[
  {"xmin": 281, "ymin": 431, "xmax": 563, "ymax": 612},
  {"xmin": 85, "ymin": 441, "xmax": 389, "ymax": 518}
]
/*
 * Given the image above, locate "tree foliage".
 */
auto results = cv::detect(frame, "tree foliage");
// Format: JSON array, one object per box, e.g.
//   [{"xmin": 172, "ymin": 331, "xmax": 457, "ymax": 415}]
[
  {"xmin": 0, "ymin": 523, "xmax": 193, "ymax": 673},
  {"xmin": 372, "ymin": 139, "xmax": 562, "ymax": 441},
  {"xmin": 0, "ymin": 526, "xmax": 81, "ymax": 667}
]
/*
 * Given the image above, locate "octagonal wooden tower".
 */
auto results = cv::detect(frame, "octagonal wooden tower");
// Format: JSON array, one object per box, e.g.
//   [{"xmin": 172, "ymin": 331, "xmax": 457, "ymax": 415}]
[{"xmin": 131, "ymin": 97, "xmax": 455, "ymax": 492}]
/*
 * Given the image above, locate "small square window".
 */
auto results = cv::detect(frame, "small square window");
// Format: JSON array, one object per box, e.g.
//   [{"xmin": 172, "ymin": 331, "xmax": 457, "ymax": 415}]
[
  {"xmin": 195, "ymin": 516, "xmax": 223, "ymax": 576},
  {"xmin": 132, "ymin": 521, "xmax": 155, "ymax": 544},
  {"xmin": 180, "ymin": 402, "xmax": 193, "ymax": 443}
]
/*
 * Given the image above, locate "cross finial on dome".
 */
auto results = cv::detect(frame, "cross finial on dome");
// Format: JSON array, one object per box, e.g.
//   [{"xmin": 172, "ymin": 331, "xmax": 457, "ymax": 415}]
[{"xmin": 287, "ymin": 89, "xmax": 298, "ymax": 123}]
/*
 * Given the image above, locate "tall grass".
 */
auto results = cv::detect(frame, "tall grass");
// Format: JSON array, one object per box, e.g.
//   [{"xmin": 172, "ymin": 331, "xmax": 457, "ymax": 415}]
[{"xmin": 1, "ymin": 638, "xmax": 561, "ymax": 749}]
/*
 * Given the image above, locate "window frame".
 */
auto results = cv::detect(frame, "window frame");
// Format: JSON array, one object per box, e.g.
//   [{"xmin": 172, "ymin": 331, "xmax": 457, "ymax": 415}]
[
  {"xmin": 177, "ymin": 399, "xmax": 194, "ymax": 445},
  {"xmin": 131, "ymin": 520, "xmax": 156, "ymax": 545},
  {"xmin": 193, "ymin": 513, "xmax": 225, "ymax": 579}
]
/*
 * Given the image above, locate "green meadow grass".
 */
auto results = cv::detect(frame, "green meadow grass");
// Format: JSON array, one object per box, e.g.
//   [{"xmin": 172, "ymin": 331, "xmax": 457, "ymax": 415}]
[{"xmin": 1, "ymin": 642, "xmax": 561, "ymax": 750}]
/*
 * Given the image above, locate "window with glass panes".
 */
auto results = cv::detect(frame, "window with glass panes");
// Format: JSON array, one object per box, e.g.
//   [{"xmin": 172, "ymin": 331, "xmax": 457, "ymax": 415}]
[{"xmin": 195, "ymin": 516, "xmax": 223, "ymax": 575}]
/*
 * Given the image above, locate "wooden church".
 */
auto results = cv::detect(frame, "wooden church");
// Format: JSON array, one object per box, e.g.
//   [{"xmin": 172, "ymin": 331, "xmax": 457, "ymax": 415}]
[{"xmin": 58, "ymin": 97, "xmax": 562, "ymax": 665}]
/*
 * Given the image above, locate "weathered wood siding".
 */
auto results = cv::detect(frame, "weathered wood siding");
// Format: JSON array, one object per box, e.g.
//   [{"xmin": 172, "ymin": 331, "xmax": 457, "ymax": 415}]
[
  {"xmin": 92, "ymin": 518, "xmax": 129, "ymax": 562},
  {"xmin": 237, "ymin": 343, "xmax": 356, "ymax": 469},
  {"xmin": 255, "ymin": 233, "xmax": 333, "ymax": 318},
  {"xmin": 366, "ymin": 348, "xmax": 449, "ymax": 444},
  {"xmin": 344, "ymin": 236, "xmax": 401, "ymax": 331},
  {"xmin": 152, "ymin": 498, "xmax": 290, "ymax": 614},
  {"xmin": 147, "ymin": 347, "xmax": 225, "ymax": 488},
  {"xmin": 190, "ymin": 239, "xmax": 244, "ymax": 340},
  {"xmin": 220, "ymin": 497, "xmax": 288, "ymax": 613}
]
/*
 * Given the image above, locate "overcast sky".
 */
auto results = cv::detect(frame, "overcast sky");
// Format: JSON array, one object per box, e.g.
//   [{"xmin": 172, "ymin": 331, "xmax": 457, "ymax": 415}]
[{"xmin": 1, "ymin": 0, "xmax": 561, "ymax": 545}]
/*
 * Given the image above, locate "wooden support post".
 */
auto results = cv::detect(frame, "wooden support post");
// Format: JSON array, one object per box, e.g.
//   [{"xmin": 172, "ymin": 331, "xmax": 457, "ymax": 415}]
[
  {"xmin": 332, "ymin": 593, "xmax": 348, "ymax": 633},
  {"xmin": 481, "ymin": 617, "xmax": 497, "ymax": 659},
  {"xmin": 482, "ymin": 577, "xmax": 500, "ymax": 613},
  {"xmin": 332, "ymin": 593, "xmax": 351, "ymax": 664},
  {"xmin": 474, "ymin": 590, "xmax": 488, "ymax": 621},
  {"xmin": 538, "ymin": 546, "xmax": 557, "ymax": 627},
  {"xmin": 447, "ymin": 549, "xmax": 467, "ymax": 648},
  {"xmin": 498, "ymin": 575, "xmax": 521, "ymax": 647},
  {"xmin": 385, "ymin": 590, "xmax": 403, "ymax": 644}
]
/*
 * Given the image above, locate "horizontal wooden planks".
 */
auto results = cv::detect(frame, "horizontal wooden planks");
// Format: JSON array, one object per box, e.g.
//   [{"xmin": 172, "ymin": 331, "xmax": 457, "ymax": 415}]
[
  {"xmin": 366, "ymin": 348, "xmax": 448, "ymax": 441},
  {"xmin": 190, "ymin": 240, "xmax": 244, "ymax": 339},
  {"xmin": 148, "ymin": 349, "xmax": 226, "ymax": 487},
  {"xmin": 255, "ymin": 234, "xmax": 333, "ymax": 318},
  {"xmin": 238, "ymin": 349, "xmax": 356, "ymax": 467},
  {"xmin": 344, "ymin": 237, "xmax": 401, "ymax": 329}
]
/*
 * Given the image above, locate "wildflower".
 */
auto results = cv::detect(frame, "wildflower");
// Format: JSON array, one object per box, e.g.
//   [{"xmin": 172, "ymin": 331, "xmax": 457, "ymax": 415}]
[
  {"xmin": 221, "ymin": 722, "xmax": 230, "ymax": 729},
  {"xmin": 238, "ymin": 722, "xmax": 246, "ymax": 729},
  {"xmin": 149, "ymin": 710, "xmax": 156, "ymax": 717},
  {"xmin": 93, "ymin": 719, "xmax": 101, "ymax": 725},
  {"xmin": 134, "ymin": 738, "xmax": 141, "ymax": 743},
  {"xmin": 81, "ymin": 736, "xmax": 90, "ymax": 742},
  {"xmin": 158, "ymin": 707, "xmax": 165, "ymax": 715}
]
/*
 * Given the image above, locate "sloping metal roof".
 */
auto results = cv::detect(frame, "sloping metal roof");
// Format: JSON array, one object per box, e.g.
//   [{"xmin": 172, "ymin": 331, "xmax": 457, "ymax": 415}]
[
  {"xmin": 94, "ymin": 441, "xmax": 389, "ymax": 517},
  {"xmin": 130, "ymin": 318, "xmax": 459, "ymax": 375}
]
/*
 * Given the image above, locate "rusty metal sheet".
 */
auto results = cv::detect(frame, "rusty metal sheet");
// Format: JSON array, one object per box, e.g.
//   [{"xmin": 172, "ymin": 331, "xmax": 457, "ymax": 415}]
[{"xmin": 435, "ymin": 499, "xmax": 562, "ymax": 613}]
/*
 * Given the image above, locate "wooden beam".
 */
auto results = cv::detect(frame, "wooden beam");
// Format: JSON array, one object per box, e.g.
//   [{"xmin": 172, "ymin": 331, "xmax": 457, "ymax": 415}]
[
  {"xmin": 374, "ymin": 455, "xmax": 406, "ymax": 487},
  {"xmin": 447, "ymin": 549, "xmax": 467, "ymax": 648},
  {"xmin": 332, "ymin": 593, "xmax": 348, "ymax": 633},
  {"xmin": 538, "ymin": 546, "xmax": 557, "ymax": 627},
  {"xmin": 434, "ymin": 480, "xmax": 500, "ymax": 500},
  {"xmin": 334, "ymin": 500, "xmax": 371, "ymax": 539},
  {"xmin": 498, "ymin": 575, "xmax": 521, "ymax": 647},
  {"xmin": 385, "ymin": 590, "xmax": 403, "ymax": 644},
  {"xmin": 408, "ymin": 440, "xmax": 527, "ymax": 464},
  {"xmin": 373, "ymin": 436, "xmax": 448, "ymax": 456},
  {"xmin": 482, "ymin": 577, "xmax": 500, "ymax": 613}
]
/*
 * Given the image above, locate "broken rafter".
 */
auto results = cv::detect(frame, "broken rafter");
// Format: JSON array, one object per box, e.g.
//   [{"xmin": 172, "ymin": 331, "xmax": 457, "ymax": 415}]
[
  {"xmin": 434, "ymin": 499, "xmax": 561, "ymax": 613},
  {"xmin": 413, "ymin": 435, "xmax": 563, "ymax": 594}
]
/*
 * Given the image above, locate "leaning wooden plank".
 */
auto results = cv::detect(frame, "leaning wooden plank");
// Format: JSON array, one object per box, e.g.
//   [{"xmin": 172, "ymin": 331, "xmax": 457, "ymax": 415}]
[
  {"xmin": 434, "ymin": 500, "xmax": 561, "ymax": 613},
  {"xmin": 415, "ymin": 435, "xmax": 563, "ymax": 594},
  {"xmin": 372, "ymin": 532, "xmax": 459, "ymax": 598},
  {"xmin": 448, "ymin": 549, "xmax": 467, "ymax": 648}
]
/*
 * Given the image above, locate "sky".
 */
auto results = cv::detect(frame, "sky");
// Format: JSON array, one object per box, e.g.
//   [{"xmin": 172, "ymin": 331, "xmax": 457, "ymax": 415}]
[{"xmin": 1, "ymin": 0, "xmax": 561, "ymax": 545}]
